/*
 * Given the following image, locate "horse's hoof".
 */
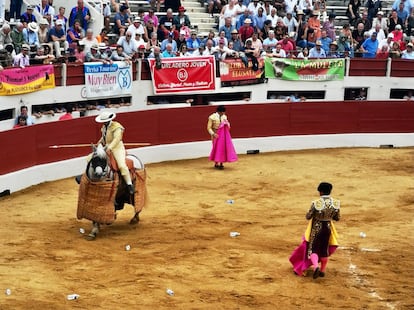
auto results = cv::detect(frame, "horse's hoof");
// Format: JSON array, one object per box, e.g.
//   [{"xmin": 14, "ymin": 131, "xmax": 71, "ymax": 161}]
[
  {"xmin": 129, "ymin": 216, "xmax": 140, "ymax": 225},
  {"xmin": 85, "ymin": 233, "xmax": 96, "ymax": 241}
]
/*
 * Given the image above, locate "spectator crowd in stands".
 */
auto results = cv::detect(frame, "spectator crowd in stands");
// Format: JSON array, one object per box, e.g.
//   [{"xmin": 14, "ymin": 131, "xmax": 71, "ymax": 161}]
[{"xmin": 1, "ymin": 0, "xmax": 414, "ymax": 69}]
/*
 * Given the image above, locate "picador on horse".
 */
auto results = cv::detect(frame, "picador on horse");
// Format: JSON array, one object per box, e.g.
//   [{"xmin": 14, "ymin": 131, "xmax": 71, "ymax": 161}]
[{"xmin": 76, "ymin": 111, "xmax": 148, "ymax": 240}]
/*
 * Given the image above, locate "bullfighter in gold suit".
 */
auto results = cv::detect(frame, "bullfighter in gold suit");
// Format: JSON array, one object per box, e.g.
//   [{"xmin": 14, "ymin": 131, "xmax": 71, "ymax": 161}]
[{"xmin": 95, "ymin": 111, "xmax": 134, "ymax": 195}]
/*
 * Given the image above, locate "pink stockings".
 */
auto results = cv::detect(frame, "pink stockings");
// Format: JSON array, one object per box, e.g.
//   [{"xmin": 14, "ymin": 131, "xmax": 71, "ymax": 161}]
[{"xmin": 310, "ymin": 253, "xmax": 329, "ymax": 272}]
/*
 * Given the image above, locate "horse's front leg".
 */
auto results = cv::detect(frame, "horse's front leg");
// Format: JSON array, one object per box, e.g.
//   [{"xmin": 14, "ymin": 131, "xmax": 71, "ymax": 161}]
[
  {"xmin": 129, "ymin": 212, "xmax": 140, "ymax": 225},
  {"xmin": 86, "ymin": 222, "xmax": 100, "ymax": 240}
]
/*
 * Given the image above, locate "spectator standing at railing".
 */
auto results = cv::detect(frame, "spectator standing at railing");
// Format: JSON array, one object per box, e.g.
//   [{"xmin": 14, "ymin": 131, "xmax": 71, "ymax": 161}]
[
  {"xmin": 69, "ymin": 0, "xmax": 91, "ymax": 32},
  {"xmin": 388, "ymin": 10, "xmax": 403, "ymax": 32},
  {"xmin": 15, "ymin": 106, "xmax": 35, "ymax": 126},
  {"xmin": 13, "ymin": 115, "xmax": 28, "ymax": 128},
  {"xmin": 361, "ymin": 31, "xmax": 378, "ymax": 58},
  {"xmin": 58, "ymin": 106, "xmax": 73, "ymax": 121},
  {"xmin": 20, "ymin": 5, "xmax": 37, "ymax": 26},
  {"xmin": 37, "ymin": 0, "xmax": 55, "ymax": 26},
  {"xmin": 242, "ymin": 38, "xmax": 259, "ymax": 70}
]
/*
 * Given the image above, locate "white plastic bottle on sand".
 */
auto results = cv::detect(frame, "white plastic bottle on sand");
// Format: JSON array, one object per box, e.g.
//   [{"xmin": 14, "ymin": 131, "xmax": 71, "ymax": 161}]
[
  {"xmin": 67, "ymin": 294, "xmax": 80, "ymax": 300},
  {"xmin": 166, "ymin": 288, "xmax": 174, "ymax": 296}
]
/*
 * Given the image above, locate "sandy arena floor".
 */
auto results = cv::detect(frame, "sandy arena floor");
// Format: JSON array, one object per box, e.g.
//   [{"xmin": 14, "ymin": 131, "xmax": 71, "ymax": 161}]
[{"xmin": 0, "ymin": 147, "xmax": 413, "ymax": 310}]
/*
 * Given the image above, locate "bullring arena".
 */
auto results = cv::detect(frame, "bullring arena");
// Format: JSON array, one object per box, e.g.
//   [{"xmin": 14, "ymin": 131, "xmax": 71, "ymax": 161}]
[{"xmin": 1, "ymin": 103, "xmax": 413, "ymax": 309}]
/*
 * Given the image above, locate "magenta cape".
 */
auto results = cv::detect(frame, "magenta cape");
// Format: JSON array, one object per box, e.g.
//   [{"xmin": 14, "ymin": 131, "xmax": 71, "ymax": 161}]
[
  {"xmin": 289, "ymin": 237, "xmax": 337, "ymax": 276},
  {"xmin": 209, "ymin": 121, "xmax": 238, "ymax": 163}
]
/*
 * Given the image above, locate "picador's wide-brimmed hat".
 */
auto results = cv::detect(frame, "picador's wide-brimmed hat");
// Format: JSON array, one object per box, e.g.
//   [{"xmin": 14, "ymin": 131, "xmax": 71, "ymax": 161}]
[{"xmin": 95, "ymin": 111, "xmax": 116, "ymax": 123}]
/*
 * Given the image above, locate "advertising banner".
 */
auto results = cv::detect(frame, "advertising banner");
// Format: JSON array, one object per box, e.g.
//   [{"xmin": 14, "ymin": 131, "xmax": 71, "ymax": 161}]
[
  {"xmin": 219, "ymin": 57, "xmax": 264, "ymax": 82},
  {"xmin": 84, "ymin": 62, "xmax": 132, "ymax": 98},
  {"xmin": 0, "ymin": 65, "xmax": 55, "ymax": 96},
  {"xmin": 265, "ymin": 57, "xmax": 345, "ymax": 81},
  {"xmin": 148, "ymin": 56, "xmax": 215, "ymax": 94}
]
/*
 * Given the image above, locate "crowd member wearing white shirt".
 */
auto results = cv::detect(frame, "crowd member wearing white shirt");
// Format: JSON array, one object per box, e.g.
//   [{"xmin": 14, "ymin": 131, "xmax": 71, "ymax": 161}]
[
  {"xmin": 285, "ymin": 0, "xmax": 298, "ymax": 14},
  {"xmin": 283, "ymin": 12, "xmax": 298, "ymax": 34},
  {"xmin": 378, "ymin": 33, "xmax": 394, "ymax": 51},
  {"xmin": 297, "ymin": 0, "xmax": 313, "ymax": 15},
  {"xmin": 127, "ymin": 16, "xmax": 147, "ymax": 41},
  {"xmin": 247, "ymin": 0, "xmax": 263, "ymax": 15},
  {"xmin": 266, "ymin": 8, "xmax": 279, "ymax": 28},
  {"xmin": 80, "ymin": 28, "xmax": 98, "ymax": 54},
  {"xmin": 117, "ymin": 31, "xmax": 138, "ymax": 57},
  {"xmin": 309, "ymin": 40, "xmax": 326, "ymax": 58},
  {"xmin": 402, "ymin": 42, "xmax": 414, "ymax": 59},
  {"xmin": 272, "ymin": 43, "xmax": 287, "ymax": 57},
  {"xmin": 368, "ymin": 23, "xmax": 385, "ymax": 42}
]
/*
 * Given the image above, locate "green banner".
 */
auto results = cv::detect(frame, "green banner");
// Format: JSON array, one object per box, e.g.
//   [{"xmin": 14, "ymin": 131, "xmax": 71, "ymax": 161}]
[{"xmin": 265, "ymin": 57, "xmax": 345, "ymax": 81}]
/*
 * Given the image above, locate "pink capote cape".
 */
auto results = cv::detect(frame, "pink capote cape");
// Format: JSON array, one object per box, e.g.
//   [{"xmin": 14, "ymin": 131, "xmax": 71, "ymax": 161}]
[
  {"xmin": 209, "ymin": 120, "xmax": 238, "ymax": 163},
  {"xmin": 289, "ymin": 236, "xmax": 337, "ymax": 276}
]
